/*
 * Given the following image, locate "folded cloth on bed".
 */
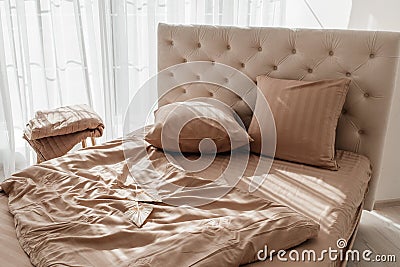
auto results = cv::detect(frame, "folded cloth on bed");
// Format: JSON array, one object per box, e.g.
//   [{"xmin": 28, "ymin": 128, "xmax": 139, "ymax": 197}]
[
  {"xmin": 23, "ymin": 104, "xmax": 104, "ymax": 162},
  {"xmin": 1, "ymin": 133, "xmax": 319, "ymax": 267}
]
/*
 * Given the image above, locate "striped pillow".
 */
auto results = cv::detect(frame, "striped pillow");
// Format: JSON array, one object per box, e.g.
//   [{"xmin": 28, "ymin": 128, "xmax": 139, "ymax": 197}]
[{"xmin": 249, "ymin": 76, "xmax": 350, "ymax": 170}]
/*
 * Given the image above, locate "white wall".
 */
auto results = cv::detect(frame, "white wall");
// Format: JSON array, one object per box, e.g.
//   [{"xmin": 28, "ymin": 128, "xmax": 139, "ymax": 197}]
[
  {"xmin": 348, "ymin": 0, "xmax": 400, "ymax": 32},
  {"xmin": 348, "ymin": 0, "xmax": 400, "ymax": 201},
  {"xmin": 284, "ymin": 0, "xmax": 352, "ymax": 29},
  {"xmin": 377, "ymin": 69, "xmax": 400, "ymax": 201}
]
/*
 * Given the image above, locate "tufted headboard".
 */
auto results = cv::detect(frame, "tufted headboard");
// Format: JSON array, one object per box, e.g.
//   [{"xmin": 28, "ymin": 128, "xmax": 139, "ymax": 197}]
[{"xmin": 157, "ymin": 23, "xmax": 400, "ymax": 209}]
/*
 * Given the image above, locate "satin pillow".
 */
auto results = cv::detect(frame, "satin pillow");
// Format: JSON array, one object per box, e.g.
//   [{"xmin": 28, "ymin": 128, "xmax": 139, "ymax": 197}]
[
  {"xmin": 248, "ymin": 76, "xmax": 350, "ymax": 170},
  {"xmin": 145, "ymin": 98, "xmax": 252, "ymax": 153}
]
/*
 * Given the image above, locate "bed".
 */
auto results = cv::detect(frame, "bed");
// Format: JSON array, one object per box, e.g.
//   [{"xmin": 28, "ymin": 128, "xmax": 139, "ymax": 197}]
[{"xmin": 0, "ymin": 24, "xmax": 399, "ymax": 266}]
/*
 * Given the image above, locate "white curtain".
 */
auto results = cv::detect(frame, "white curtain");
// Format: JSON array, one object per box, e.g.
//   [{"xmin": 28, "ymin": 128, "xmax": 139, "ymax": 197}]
[
  {"xmin": 0, "ymin": 0, "xmax": 288, "ymax": 179},
  {"xmin": 0, "ymin": 8, "xmax": 15, "ymax": 178}
]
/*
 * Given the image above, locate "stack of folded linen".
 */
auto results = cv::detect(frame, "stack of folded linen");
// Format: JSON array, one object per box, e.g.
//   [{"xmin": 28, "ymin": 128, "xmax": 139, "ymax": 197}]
[{"xmin": 23, "ymin": 104, "xmax": 104, "ymax": 163}]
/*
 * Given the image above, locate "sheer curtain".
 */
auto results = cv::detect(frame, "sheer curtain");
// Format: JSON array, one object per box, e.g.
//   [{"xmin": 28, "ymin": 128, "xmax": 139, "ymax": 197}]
[
  {"xmin": 0, "ymin": 0, "xmax": 287, "ymax": 179},
  {"xmin": 0, "ymin": 10, "xmax": 15, "ymax": 178},
  {"xmin": 0, "ymin": 0, "xmax": 107, "ymax": 179}
]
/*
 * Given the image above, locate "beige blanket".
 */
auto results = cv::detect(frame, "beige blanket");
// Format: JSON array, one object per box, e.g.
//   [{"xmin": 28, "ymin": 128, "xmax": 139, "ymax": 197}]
[
  {"xmin": 23, "ymin": 104, "xmax": 104, "ymax": 162},
  {"xmin": 2, "ymin": 133, "xmax": 319, "ymax": 267}
]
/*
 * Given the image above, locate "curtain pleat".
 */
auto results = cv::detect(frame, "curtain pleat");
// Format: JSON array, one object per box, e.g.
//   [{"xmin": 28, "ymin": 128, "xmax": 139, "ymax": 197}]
[
  {"xmin": 49, "ymin": 0, "xmax": 64, "ymax": 106},
  {"xmin": 72, "ymin": 0, "xmax": 93, "ymax": 107},
  {"xmin": 83, "ymin": 0, "xmax": 104, "ymax": 119},
  {"xmin": 34, "ymin": 0, "xmax": 50, "ymax": 107},
  {"xmin": 3, "ymin": 0, "xmax": 23, "ymax": 121},
  {"xmin": 0, "ymin": 10, "xmax": 15, "ymax": 179},
  {"xmin": 15, "ymin": 0, "xmax": 34, "ymax": 118},
  {"xmin": 98, "ymin": 0, "xmax": 116, "ymax": 140},
  {"xmin": 111, "ymin": 0, "xmax": 129, "ymax": 117}
]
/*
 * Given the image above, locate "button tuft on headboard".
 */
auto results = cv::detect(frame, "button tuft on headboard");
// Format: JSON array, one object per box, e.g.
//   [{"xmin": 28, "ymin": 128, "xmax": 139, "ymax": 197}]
[{"xmin": 157, "ymin": 23, "xmax": 400, "ymax": 209}]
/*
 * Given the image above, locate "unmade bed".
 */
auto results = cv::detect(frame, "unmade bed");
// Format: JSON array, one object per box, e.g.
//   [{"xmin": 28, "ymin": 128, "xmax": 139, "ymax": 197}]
[
  {"xmin": 1, "ymin": 23, "xmax": 400, "ymax": 266},
  {"xmin": 1, "ymin": 133, "xmax": 370, "ymax": 266}
]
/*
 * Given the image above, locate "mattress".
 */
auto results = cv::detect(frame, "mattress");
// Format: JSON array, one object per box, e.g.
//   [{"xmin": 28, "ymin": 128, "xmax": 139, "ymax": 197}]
[{"xmin": 0, "ymin": 133, "xmax": 371, "ymax": 266}]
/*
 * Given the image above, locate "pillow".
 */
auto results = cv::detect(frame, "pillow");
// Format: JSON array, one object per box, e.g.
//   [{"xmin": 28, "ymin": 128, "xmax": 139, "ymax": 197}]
[
  {"xmin": 248, "ymin": 76, "xmax": 350, "ymax": 170},
  {"xmin": 145, "ymin": 98, "xmax": 252, "ymax": 153}
]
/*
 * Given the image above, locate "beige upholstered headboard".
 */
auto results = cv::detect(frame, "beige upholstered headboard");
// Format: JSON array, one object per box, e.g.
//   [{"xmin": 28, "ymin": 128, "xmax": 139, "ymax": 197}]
[{"xmin": 157, "ymin": 23, "xmax": 400, "ymax": 209}]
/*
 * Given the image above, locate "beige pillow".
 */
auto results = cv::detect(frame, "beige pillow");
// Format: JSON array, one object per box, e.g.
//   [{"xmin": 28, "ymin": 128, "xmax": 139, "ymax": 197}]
[
  {"xmin": 248, "ymin": 76, "xmax": 350, "ymax": 170},
  {"xmin": 145, "ymin": 98, "xmax": 251, "ymax": 153}
]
